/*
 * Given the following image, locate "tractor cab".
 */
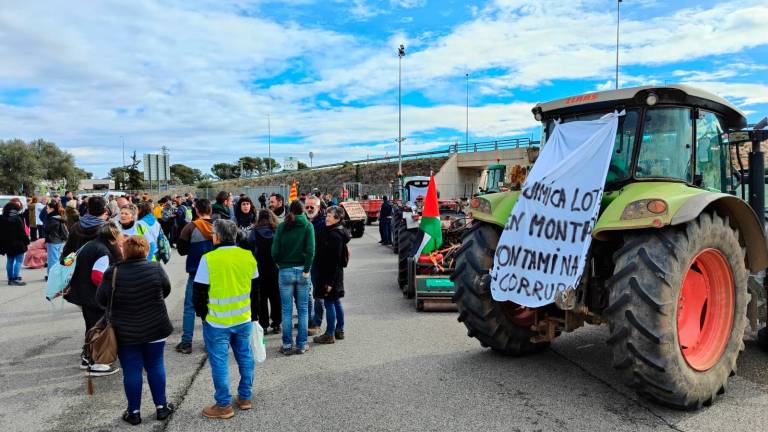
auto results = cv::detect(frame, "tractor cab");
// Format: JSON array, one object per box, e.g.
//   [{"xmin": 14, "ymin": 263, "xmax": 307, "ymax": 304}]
[
  {"xmin": 535, "ymin": 85, "xmax": 745, "ymax": 195},
  {"xmin": 402, "ymin": 176, "xmax": 430, "ymax": 205},
  {"xmin": 481, "ymin": 164, "xmax": 507, "ymax": 194}
]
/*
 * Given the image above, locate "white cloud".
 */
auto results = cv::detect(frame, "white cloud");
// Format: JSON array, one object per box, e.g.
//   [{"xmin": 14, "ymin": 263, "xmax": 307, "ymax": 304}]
[
  {"xmin": 680, "ymin": 81, "xmax": 768, "ymax": 107},
  {"xmin": 0, "ymin": 0, "xmax": 767, "ymax": 176}
]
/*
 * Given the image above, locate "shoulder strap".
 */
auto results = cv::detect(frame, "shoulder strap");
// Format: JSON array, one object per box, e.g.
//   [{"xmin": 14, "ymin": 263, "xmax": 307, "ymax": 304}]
[{"xmin": 106, "ymin": 266, "xmax": 117, "ymax": 322}]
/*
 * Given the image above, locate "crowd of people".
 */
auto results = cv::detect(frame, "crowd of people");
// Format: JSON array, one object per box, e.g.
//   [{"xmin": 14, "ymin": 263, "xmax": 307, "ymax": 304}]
[{"xmin": 0, "ymin": 189, "xmax": 351, "ymax": 424}]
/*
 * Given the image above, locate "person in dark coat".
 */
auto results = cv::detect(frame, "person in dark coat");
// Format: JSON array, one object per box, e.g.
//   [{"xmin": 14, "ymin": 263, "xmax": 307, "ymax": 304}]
[
  {"xmin": 96, "ymin": 235, "xmax": 174, "ymax": 425},
  {"xmin": 0, "ymin": 199, "xmax": 30, "ymax": 285},
  {"xmin": 246, "ymin": 209, "xmax": 281, "ymax": 333},
  {"xmin": 313, "ymin": 205, "xmax": 351, "ymax": 344},
  {"xmin": 258, "ymin": 193, "xmax": 267, "ymax": 209},
  {"xmin": 67, "ymin": 223, "xmax": 123, "ymax": 376},
  {"xmin": 306, "ymin": 195, "xmax": 326, "ymax": 334},
  {"xmin": 378, "ymin": 195, "xmax": 393, "ymax": 245},
  {"xmin": 43, "ymin": 200, "xmax": 68, "ymax": 278}
]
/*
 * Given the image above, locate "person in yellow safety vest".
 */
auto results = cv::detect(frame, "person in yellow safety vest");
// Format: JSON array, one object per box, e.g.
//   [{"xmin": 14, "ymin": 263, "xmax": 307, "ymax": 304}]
[{"xmin": 192, "ymin": 219, "xmax": 259, "ymax": 419}]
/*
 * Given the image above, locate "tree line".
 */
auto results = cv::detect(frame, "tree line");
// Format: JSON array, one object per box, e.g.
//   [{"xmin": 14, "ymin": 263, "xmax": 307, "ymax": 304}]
[{"xmin": 0, "ymin": 138, "xmax": 91, "ymax": 195}]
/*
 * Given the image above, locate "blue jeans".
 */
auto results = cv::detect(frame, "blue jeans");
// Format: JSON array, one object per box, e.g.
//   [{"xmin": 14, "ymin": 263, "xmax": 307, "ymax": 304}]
[
  {"xmin": 323, "ymin": 298, "xmax": 345, "ymax": 336},
  {"xmin": 181, "ymin": 274, "xmax": 196, "ymax": 344},
  {"xmin": 279, "ymin": 268, "xmax": 310, "ymax": 349},
  {"xmin": 46, "ymin": 243, "xmax": 63, "ymax": 276},
  {"xmin": 5, "ymin": 254, "xmax": 23, "ymax": 281},
  {"xmin": 117, "ymin": 342, "xmax": 167, "ymax": 412},
  {"xmin": 202, "ymin": 321, "xmax": 254, "ymax": 407},
  {"xmin": 310, "ymin": 266, "xmax": 324, "ymax": 327}
]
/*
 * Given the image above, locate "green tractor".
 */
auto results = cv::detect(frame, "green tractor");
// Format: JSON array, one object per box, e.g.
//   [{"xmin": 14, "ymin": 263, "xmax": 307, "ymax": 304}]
[{"xmin": 452, "ymin": 85, "xmax": 768, "ymax": 409}]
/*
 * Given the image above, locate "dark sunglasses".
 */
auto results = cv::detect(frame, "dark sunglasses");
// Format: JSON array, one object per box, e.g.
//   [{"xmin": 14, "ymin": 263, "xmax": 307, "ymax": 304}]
[{"xmin": 305, "ymin": 206, "xmax": 315, "ymax": 210}]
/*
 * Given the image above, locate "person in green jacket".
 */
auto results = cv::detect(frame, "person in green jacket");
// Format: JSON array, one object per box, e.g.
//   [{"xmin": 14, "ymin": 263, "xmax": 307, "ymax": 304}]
[{"xmin": 271, "ymin": 200, "xmax": 315, "ymax": 355}]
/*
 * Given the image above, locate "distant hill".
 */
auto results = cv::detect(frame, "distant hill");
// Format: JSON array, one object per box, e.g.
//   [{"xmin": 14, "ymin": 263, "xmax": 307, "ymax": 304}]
[{"xmin": 164, "ymin": 157, "xmax": 448, "ymax": 198}]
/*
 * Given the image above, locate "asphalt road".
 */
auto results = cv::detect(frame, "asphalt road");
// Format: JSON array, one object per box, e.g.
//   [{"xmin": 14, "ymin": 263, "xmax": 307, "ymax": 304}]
[{"xmin": 2, "ymin": 228, "xmax": 768, "ymax": 432}]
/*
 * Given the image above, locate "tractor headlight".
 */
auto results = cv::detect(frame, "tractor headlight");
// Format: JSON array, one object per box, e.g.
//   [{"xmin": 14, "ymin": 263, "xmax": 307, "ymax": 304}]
[
  {"xmin": 646, "ymin": 92, "xmax": 658, "ymax": 106},
  {"xmin": 470, "ymin": 197, "xmax": 492, "ymax": 214},
  {"xmin": 621, "ymin": 199, "xmax": 668, "ymax": 220}
]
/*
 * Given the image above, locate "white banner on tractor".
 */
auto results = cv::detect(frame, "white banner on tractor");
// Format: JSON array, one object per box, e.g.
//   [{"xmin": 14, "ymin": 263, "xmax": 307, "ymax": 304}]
[{"xmin": 490, "ymin": 111, "xmax": 623, "ymax": 307}]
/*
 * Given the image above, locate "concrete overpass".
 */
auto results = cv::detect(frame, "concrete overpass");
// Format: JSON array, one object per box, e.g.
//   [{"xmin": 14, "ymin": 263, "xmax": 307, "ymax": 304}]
[{"xmin": 434, "ymin": 146, "xmax": 537, "ymax": 199}]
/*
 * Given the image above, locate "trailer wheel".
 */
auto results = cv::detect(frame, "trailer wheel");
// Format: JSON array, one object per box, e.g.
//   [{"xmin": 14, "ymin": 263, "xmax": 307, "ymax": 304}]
[
  {"xmin": 606, "ymin": 212, "xmax": 748, "ymax": 410},
  {"xmin": 451, "ymin": 222, "xmax": 548, "ymax": 355},
  {"xmin": 398, "ymin": 227, "xmax": 415, "ymax": 290}
]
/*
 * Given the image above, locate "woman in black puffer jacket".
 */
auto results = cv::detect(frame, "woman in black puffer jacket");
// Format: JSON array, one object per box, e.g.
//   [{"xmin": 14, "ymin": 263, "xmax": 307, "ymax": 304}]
[{"xmin": 96, "ymin": 235, "xmax": 174, "ymax": 425}]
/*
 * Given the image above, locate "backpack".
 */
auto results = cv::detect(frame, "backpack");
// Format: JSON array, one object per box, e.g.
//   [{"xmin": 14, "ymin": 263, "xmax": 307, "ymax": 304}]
[
  {"xmin": 156, "ymin": 230, "xmax": 171, "ymax": 264},
  {"xmin": 161, "ymin": 205, "xmax": 174, "ymax": 222},
  {"xmin": 179, "ymin": 205, "xmax": 193, "ymax": 223},
  {"xmin": 45, "ymin": 244, "xmax": 85, "ymax": 300}
]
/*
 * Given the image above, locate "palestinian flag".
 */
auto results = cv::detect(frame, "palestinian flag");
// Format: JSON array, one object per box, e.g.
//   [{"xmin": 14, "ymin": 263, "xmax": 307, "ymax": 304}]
[
  {"xmin": 413, "ymin": 175, "xmax": 443, "ymax": 257},
  {"xmin": 288, "ymin": 181, "xmax": 298, "ymax": 203}
]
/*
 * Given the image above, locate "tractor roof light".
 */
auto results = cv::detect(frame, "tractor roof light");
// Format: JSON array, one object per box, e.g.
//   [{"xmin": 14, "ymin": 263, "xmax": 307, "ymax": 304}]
[
  {"xmin": 621, "ymin": 199, "xmax": 668, "ymax": 221},
  {"xmin": 646, "ymin": 92, "xmax": 659, "ymax": 106}
]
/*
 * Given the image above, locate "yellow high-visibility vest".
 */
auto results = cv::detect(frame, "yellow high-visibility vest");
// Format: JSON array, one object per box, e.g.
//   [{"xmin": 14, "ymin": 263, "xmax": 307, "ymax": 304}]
[{"xmin": 205, "ymin": 247, "xmax": 258, "ymax": 327}]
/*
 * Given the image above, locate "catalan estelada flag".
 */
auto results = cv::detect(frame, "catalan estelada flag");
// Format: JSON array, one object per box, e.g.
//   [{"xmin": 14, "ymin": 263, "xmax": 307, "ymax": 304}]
[
  {"xmin": 288, "ymin": 181, "xmax": 298, "ymax": 203},
  {"xmin": 413, "ymin": 174, "xmax": 442, "ymax": 257}
]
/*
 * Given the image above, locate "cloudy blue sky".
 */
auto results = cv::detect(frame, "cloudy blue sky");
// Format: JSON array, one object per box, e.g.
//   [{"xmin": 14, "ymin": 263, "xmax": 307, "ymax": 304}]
[{"xmin": 1, "ymin": 0, "xmax": 767, "ymax": 178}]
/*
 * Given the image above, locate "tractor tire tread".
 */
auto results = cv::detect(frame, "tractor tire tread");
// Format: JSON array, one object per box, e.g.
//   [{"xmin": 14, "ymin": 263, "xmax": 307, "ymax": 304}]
[{"xmin": 606, "ymin": 212, "xmax": 748, "ymax": 410}]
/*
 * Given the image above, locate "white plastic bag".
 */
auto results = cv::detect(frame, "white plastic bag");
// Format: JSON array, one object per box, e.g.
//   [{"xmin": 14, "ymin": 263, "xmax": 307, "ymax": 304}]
[{"xmin": 253, "ymin": 322, "xmax": 266, "ymax": 363}]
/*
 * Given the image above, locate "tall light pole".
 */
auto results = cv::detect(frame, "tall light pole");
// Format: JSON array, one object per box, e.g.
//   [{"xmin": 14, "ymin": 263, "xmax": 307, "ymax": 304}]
[
  {"xmin": 267, "ymin": 114, "xmax": 272, "ymax": 174},
  {"xmin": 465, "ymin": 73, "xmax": 470, "ymax": 148},
  {"xmin": 616, "ymin": 0, "xmax": 622, "ymax": 89},
  {"xmin": 397, "ymin": 44, "xmax": 405, "ymax": 198},
  {"xmin": 121, "ymin": 136, "xmax": 126, "ymax": 189}
]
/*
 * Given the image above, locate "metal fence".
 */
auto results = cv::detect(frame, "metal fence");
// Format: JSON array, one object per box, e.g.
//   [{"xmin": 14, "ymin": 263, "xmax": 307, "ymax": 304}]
[{"xmin": 195, "ymin": 183, "xmax": 395, "ymax": 201}]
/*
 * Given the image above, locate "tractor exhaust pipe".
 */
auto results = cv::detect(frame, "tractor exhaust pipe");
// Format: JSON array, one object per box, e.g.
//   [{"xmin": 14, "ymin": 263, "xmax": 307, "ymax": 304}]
[{"xmin": 748, "ymin": 117, "xmax": 768, "ymax": 230}]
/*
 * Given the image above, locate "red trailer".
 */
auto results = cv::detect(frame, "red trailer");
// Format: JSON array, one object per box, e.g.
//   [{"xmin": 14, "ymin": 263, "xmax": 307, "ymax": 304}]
[{"xmin": 358, "ymin": 198, "xmax": 383, "ymax": 224}]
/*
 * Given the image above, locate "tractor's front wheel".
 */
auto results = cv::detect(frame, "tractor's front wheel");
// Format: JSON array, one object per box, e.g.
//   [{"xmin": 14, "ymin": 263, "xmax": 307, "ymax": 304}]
[
  {"xmin": 451, "ymin": 223, "xmax": 548, "ymax": 355},
  {"xmin": 392, "ymin": 213, "xmax": 402, "ymax": 254},
  {"xmin": 606, "ymin": 212, "xmax": 748, "ymax": 409}
]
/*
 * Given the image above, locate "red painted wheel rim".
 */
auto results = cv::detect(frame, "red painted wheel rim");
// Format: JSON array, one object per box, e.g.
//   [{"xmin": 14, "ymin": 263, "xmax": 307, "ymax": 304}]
[
  {"xmin": 503, "ymin": 304, "xmax": 536, "ymax": 327},
  {"xmin": 676, "ymin": 248, "xmax": 734, "ymax": 371}
]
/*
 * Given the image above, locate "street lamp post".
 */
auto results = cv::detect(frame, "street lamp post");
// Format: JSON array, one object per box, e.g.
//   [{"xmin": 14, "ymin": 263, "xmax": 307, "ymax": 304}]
[
  {"xmin": 267, "ymin": 114, "xmax": 272, "ymax": 174},
  {"xmin": 616, "ymin": 0, "xmax": 622, "ymax": 89},
  {"xmin": 121, "ymin": 136, "xmax": 126, "ymax": 190},
  {"xmin": 465, "ymin": 73, "xmax": 469, "ymax": 148},
  {"xmin": 397, "ymin": 44, "xmax": 405, "ymax": 199},
  {"xmin": 309, "ymin": 151, "xmax": 314, "ymax": 168}
]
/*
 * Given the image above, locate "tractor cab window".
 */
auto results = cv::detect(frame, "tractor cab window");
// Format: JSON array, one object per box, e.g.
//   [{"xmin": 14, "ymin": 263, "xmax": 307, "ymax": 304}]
[
  {"xmin": 695, "ymin": 111, "xmax": 727, "ymax": 192},
  {"xmin": 485, "ymin": 166, "xmax": 505, "ymax": 192},
  {"xmin": 543, "ymin": 109, "xmax": 639, "ymax": 184},
  {"xmin": 636, "ymin": 107, "xmax": 693, "ymax": 181}
]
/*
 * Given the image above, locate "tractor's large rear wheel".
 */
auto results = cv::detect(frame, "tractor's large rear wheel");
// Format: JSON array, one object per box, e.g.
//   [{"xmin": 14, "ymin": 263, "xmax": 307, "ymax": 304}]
[
  {"xmin": 606, "ymin": 212, "xmax": 748, "ymax": 409},
  {"xmin": 451, "ymin": 222, "xmax": 548, "ymax": 355},
  {"xmin": 398, "ymin": 226, "xmax": 415, "ymax": 290}
]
